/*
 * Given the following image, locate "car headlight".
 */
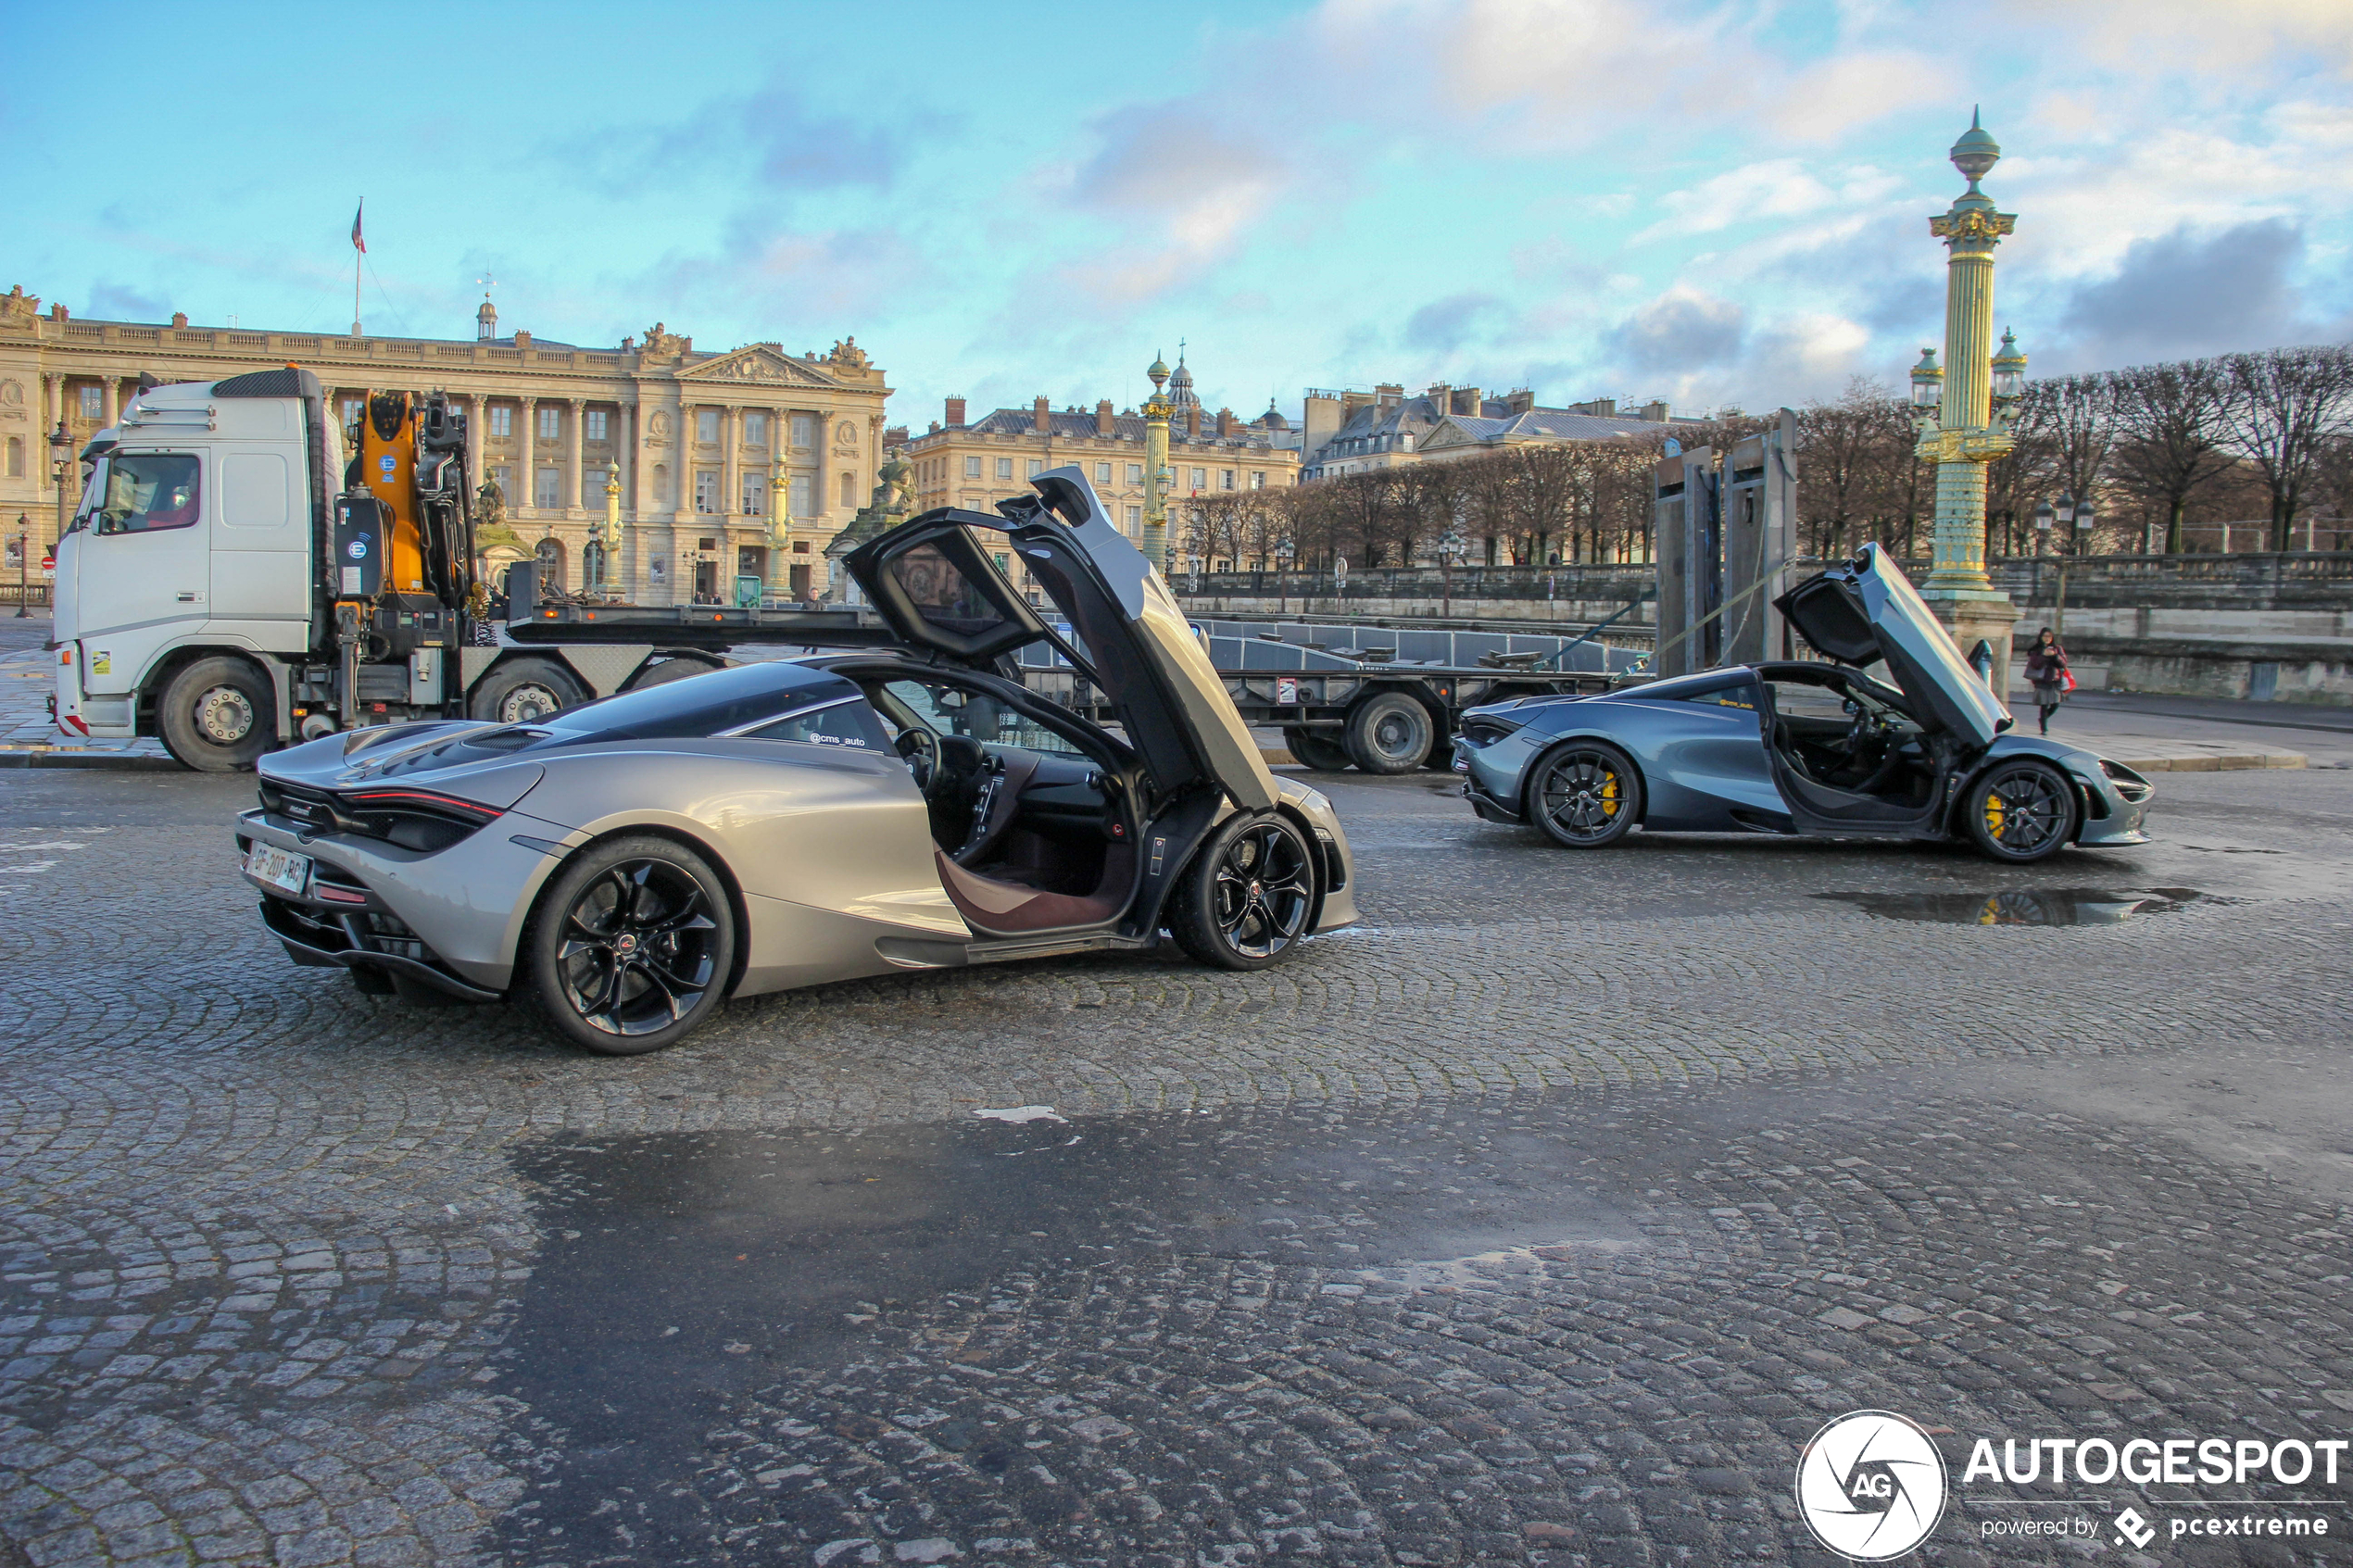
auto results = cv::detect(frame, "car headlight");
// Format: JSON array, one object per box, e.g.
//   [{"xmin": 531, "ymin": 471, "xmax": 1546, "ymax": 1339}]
[
  {"xmin": 1459, "ymin": 713, "xmax": 1527, "ymax": 747},
  {"xmin": 2098, "ymin": 759, "xmax": 2153, "ymax": 803}
]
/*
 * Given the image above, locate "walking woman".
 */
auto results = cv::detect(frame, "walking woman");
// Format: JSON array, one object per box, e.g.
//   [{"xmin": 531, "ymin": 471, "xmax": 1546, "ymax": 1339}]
[{"xmin": 2023, "ymin": 626, "xmax": 2070, "ymax": 734}]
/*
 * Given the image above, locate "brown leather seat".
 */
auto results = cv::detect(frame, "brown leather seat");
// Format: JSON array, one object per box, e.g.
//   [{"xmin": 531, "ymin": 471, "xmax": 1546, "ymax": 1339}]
[{"xmin": 933, "ymin": 847, "xmax": 1133, "ymax": 935}]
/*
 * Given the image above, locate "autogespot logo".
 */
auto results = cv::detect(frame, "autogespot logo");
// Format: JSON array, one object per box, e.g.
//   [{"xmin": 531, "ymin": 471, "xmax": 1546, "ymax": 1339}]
[{"xmin": 1796, "ymin": 1411, "xmax": 1950, "ymax": 1561}]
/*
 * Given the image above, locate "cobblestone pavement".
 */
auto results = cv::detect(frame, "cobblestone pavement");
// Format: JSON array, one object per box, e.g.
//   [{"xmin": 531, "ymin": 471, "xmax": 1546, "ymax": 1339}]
[{"xmin": 1, "ymin": 760, "xmax": 2349, "ymax": 1567}]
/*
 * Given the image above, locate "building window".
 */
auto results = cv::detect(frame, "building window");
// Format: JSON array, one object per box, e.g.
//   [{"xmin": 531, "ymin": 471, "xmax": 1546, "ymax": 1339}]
[
  {"xmin": 535, "ymin": 469, "xmax": 560, "ymax": 508},
  {"xmin": 695, "ymin": 470, "xmax": 720, "ymax": 513},
  {"xmin": 1126, "ymin": 463, "xmax": 1143, "ymax": 484},
  {"xmin": 743, "ymin": 474, "xmax": 766, "ymax": 516},
  {"xmin": 649, "ymin": 464, "xmax": 668, "ymax": 506},
  {"xmin": 79, "ymin": 386, "xmax": 102, "ymax": 420},
  {"xmin": 1026, "ymin": 458, "xmax": 1043, "ymax": 478},
  {"xmin": 791, "ymin": 413, "xmax": 815, "ymax": 449},
  {"xmin": 5, "ymin": 438, "xmax": 19, "ymax": 479},
  {"xmin": 995, "ymin": 458, "xmax": 1013, "ymax": 480},
  {"xmin": 838, "ymin": 471, "xmax": 856, "ymax": 508},
  {"xmin": 1251, "ymin": 471, "xmax": 1265, "ymax": 490},
  {"xmin": 1221, "ymin": 469, "xmax": 1236, "ymax": 490},
  {"xmin": 489, "ymin": 406, "xmax": 512, "ymax": 437},
  {"xmin": 1094, "ymin": 461, "xmax": 1112, "ymax": 483},
  {"xmin": 963, "ymin": 456, "xmax": 981, "ymax": 479},
  {"xmin": 789, "ymin": 473, "xmax": 812, "ymax": 516},
  {"xmin": 746, "ymin": 412, "xmax": 766, "ymax": 446},
  {"xmin": 1125, "ymin": 506, "xmax": 1140, "ymax": 531},
  {"xmin": 1189, "ymin": 467, "xmax": 1205, "ymax": 490},
  {"xmin": 687, "ymin": 409, "xmax": 711, "ymax": 445},
  {"xmin": 537, "ymin": 406, "xmax": 560, "ymax": 441},
  {"xmin": 340, "ymin": 396, "xmax": 364, "ymax": 429},
  {"xmin": 585, "ymin": 409, "xmax": 608, "ymax": 442}
]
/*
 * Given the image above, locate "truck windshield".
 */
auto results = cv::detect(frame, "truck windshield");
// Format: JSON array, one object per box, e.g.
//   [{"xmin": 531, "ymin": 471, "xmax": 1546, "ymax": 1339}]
[{"xmin": 94, "ymin": 454, "xmax": 200, "ymax": 534}]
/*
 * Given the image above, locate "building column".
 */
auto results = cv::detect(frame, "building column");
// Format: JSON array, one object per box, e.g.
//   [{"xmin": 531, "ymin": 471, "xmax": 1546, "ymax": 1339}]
[
  {"xmin": 565, "ymin": 397, "xmax": 585, "ymax": 517},
  {"xmin": 100, "ymin": 377, "xmax": 120, "ymax": 431},
  {"xmin": 517, "ymin": 396, "xmax": 537, "ymax": 517},
  {"xmin": 461, "ymin": 393, "xmax": 484, "ymax": 492},
  {"xmin": 723, "ymin": 405, "xmax": 742, "ymax": 527},
  {"xmin": 618, "ymin": 397, "xmax": 638, "ymax": 520}
]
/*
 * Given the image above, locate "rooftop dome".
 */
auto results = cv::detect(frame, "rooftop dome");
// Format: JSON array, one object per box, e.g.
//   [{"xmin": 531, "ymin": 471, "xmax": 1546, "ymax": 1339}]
[
  {"xmin": 1950, "ymin": 106, "xmax": 2001, "ymax": 186},
  {"xmin": 1256, "ymin": 398, "xmax": 1289, "ymax": 431}
]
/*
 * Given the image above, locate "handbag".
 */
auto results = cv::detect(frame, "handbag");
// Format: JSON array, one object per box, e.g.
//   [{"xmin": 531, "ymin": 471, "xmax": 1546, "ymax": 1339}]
[{"xmin": 2059, "ymin": 669, "xmax": 2078, "ymax": 693}]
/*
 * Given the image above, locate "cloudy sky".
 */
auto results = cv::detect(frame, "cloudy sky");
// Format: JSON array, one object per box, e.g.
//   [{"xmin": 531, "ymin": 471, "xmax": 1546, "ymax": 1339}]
[{"xmin": 6, "ymin": 0, "xmax": 2348, "ymax": 426}]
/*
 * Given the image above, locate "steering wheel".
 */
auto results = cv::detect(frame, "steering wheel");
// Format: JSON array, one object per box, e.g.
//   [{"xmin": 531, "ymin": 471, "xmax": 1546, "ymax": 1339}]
[{"xmin": 896, "ymin": 727, "xmax": 938, "ymax": 792}]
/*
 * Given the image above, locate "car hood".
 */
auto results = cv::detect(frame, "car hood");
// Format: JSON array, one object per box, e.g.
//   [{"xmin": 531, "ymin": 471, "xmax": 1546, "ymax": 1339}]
[
  {"xmin": 848, "ymin": 470, "xmax": 1277, "ymax": 811},
  {"xmin": 1775, "ymin": 544, "xmax": 2010, "ymax": 747}
]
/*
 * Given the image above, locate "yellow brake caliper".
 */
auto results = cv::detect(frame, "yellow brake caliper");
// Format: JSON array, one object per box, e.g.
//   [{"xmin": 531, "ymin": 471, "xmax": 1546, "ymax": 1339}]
[
  {"xmin": 1600, "ymin": 771, "xmax": 1620, "ymax": 819},
  {"xmin": 1983, "ymin": 788, "xmax": 2006, "ymax": 837}
]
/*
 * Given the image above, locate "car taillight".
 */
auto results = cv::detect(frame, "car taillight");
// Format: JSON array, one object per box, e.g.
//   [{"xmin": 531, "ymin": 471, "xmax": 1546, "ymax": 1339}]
[{"xmin": 335, "ymin": 788, "xmax": 504, "ymax": 852}]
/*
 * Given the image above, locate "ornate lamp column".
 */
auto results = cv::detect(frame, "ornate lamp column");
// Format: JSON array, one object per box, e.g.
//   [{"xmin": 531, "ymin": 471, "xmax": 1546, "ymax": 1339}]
[
  {"xmin": 1914, "ymin": 109, "xmax": 2021, "ymax": 688},
  {"xmin": 1141, "ymin": 353, "xmax": 1174, "ymax": 574},
  {"xmin": 767, "ymin": 447, "xmax": 793, "ymax": 603},
  {"xmin": 598, "ymin": 463, "xmax": 623, "ymax": 600}
]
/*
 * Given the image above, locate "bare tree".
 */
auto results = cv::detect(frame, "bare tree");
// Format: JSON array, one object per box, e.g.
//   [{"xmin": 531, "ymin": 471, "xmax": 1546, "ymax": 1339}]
[
  {"xmin": 1799, "ymin": 380, "xmax": 1893, "ymax": 558},
  {"xmin": 2104, "ymin": 358, "xmax": 2235, "ymax": 554},
  {"xmin": 2220, "ymin": 345, "xmax": 2353, "ymax": 551}
]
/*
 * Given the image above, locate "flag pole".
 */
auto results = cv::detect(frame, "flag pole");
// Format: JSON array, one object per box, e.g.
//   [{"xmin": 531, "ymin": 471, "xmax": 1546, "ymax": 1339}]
[{"xmin": 350, "ymin": 199, "xmax": 365, "ymax": 337}]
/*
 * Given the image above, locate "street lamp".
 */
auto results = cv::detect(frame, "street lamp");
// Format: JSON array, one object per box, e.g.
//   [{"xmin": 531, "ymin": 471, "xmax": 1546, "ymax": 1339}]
[
  {"xmin": 1990, "ymin": 327, "xmax": 2027, "ymax": 420},
  {"xmin": 2072, "ymin": 500, "xmax": 2096, "ymax": 555},
  {"xmin": 47, "ymin": 419, "xmax": 75, "ymax": 615},
  {"xmin": 2032, "ymin": 498, "xmax": 2055, "ymax": 557},
  {"xmin": 1439, "ymin": 527, "xmax": 1466, "ymax": 621},
  {"xmin": 1275, "ymin": 535, "xmax": 1294, "ymax": 617},
  {"xmin": 13, "ymin": 514, "xmax": 27, "ymax": 620},
  {"xmin": 1908, "ymin": 348, "xmax": 1944, "ymax": 436}
]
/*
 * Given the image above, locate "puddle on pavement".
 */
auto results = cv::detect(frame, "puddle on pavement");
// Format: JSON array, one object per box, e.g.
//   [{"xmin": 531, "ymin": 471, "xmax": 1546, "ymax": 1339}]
[{"xmin": 1820, "ymin": 886, "xmax": 2218, "ymax": 926}]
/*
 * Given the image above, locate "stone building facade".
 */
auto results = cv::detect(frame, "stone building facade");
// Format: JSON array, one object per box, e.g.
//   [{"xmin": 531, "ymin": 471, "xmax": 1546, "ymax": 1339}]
[
  {"xmin": 0, "ymin": 283, "xmax": 889, "ymax": 606},
  {"xmin": 901, "ymin": 359, "xmax": 1297, "ymax": 590}
]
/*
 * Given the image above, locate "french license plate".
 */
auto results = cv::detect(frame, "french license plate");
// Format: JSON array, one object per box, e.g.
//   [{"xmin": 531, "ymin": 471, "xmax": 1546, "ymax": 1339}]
[{"xmin": 245, "ymin": 842, "xmax": 312, "ymax": 897}]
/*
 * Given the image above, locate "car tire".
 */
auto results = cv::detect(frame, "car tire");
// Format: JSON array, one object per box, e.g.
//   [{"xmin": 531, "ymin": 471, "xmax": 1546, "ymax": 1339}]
[
  {"xmin": 1964, "ymin": 759, "xmax": 2079, "ymax": 862},
  {"xmin": 1528, "ymin": 740, "xmax": 1642, "ymax": 848},
  {"xmin": 470, "ymin": 656, "xmax": 589, "ymax": 723},
  {"xmin": 623, "ymin": 653, "xmax": 724, "ymax": 691},
  {"xmin": 1167, "ymin": 812, "xmax": 1318, "ymax": 972},
  {"xmin": 523, "ymin": 834, "xmax": 736, "ymax": 1055},
  {"xmin": 157, "ymin": 655, "xmax": 274, "ymax": 772},
  {"xmin": 1344, "ymin": 691, "xmax": 1433, "ymax": 774},
  {"xmin": 1283, "ymin": 726, "xmax": 1353, "ymax": 772}
]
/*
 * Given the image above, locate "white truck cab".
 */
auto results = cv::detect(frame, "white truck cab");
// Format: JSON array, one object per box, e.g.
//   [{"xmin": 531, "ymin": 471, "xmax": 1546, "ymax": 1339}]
[{"xmin": 55, "ymin": 372, "xmax": 336, "ymax": 761}]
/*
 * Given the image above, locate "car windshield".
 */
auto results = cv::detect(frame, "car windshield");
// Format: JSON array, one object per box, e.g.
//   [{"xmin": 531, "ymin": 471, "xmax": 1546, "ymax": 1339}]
[
  {"xmin": 887, "ymin": 542, "xmax": 1009, "ymax": 639},
  {"xmin": 545, "ymin": 660, "xmax": 864, "ymax": 741}
]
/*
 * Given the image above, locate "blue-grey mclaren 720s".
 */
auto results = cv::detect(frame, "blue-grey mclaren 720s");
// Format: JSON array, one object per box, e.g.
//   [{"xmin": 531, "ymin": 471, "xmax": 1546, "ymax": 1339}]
[{"xmin": 1452, "ymin": 545, "xmax": 2155, "ymax": 862}]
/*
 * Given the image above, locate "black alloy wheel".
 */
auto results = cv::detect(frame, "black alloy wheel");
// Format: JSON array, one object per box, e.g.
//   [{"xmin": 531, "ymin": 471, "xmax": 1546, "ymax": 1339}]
[
  {"xmin": 1530, "ymin": 741, "xmax": 1642, "ymax": 847},
  {"xmin": 525, "ymin": 835, "xmax": 736, "ymax": 1054},
  {"xmin": 1282, "ymin": 726, "xmax": 1353, "ymax": 772},
  {"xmin": 1965, "ymin": 760, "xmax": 2079, "ymax": 863},
  {"xmin": 1169, "ymin": 813, "xmax": 1317, "ymax": 971}
]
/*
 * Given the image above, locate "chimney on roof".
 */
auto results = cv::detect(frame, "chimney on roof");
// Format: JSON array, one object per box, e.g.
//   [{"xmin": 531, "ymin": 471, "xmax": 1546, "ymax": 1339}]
[
  {"xmin": 1568, "ymin": 397, "xmax": 1617, "ymax": 417},
  {"xmin": 1427, "ymin": 383, "xmax": 1451, "ymax": 408},
  {"xmin": 515, "ymin": 330, "xmax": 532, "ymax": 349},
  {"xmin": 1505, "ymin": 388, "xmax": 1536, "ymax": 415},
  {"xmin": 1096, "ymin": 399, "xmax": 1114, "ymax": 435},
  {"xmin": 1034, "ymin": 395, "xmax": 1051, "ymax": 433},
  {"xmin": 946, "ymin": 396, "xmax": 966, "ymax": 427},
  {"xmin": 1185, "ymin": 404, "xmax": 1202, "ymax": 440},
  {"xmin": 171, "ymin": 311, "xmax": 187, "ymax": 329},
  {"xmin": 50, "ymin": 303, "xmax": 68, "ymax": 322},
  {"xmin": 1640, "ymin": 400, "xmax": 1671, "ymax": 422},
  {"xmin": 1451, "ymin": 387, "xmax": 1482, "ymax": 417},
  {"xmin": 1375, "ymin": 383, "xmax": 1403, "ymax": 409},
  {"xmin": 1216, "ymin": 407, "xmax": 1237, "ymax": 437}
]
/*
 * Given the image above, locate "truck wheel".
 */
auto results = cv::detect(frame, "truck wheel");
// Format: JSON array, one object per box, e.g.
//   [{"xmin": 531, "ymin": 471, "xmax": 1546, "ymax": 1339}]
[
  {"xmin": 1282, "ymin": 727, "xmax": 1353, "ymax": 772},
  {"xmin": 470, "ymin": 657, "xmax": 589, "ymax": 723},
  {"xmin": 1344, "ymin": 691, "xmax": 1432, "ymax": 774},
  {"xmin": 157, "ymin": 656, "xmax": 274, "ymax": 772},
  {"xmin": 623, "ymin": 654, "xmax": 724, "ymax": 691}
]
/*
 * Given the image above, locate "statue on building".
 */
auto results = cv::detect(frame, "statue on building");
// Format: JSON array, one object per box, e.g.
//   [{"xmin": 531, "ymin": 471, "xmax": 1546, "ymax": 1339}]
[
  {"xmin": 640, "ymin": 321, "xmax": 689, "ymax": 358},
  {"xmin": 824, "ymin": 336, "xmax": 871, "ymax": 370},
  {"xmin": 0, "ymin": 286, "xmax": 38, "ymax": 322},
  {"xmin": 823, "ymin": 446, "xmax": 913, "ymax": 587}
]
